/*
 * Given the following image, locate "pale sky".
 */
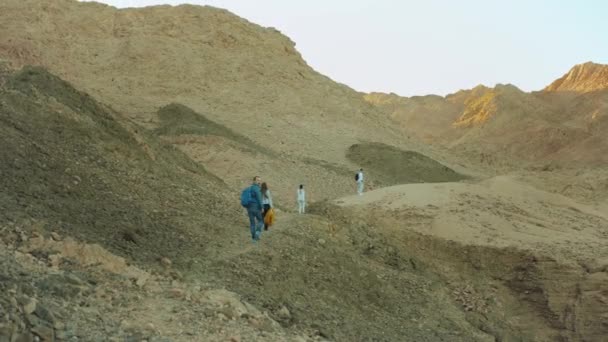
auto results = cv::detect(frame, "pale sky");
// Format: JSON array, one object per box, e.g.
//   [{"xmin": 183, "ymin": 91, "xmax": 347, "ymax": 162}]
[{"xmin": 86, "ymin": 0, "xmax": 608, "ymax": 96}]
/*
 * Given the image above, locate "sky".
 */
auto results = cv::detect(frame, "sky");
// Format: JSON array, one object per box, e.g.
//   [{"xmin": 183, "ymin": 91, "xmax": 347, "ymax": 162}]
[{"xmin": 87, "ymin": 0, "xmax": 608, "ymax": 96}]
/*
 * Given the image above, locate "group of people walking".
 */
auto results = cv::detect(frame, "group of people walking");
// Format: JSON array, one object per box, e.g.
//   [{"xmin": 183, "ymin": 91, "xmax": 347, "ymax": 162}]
[
  {"xmin": 241, "ymin": 169, "xmax": 364, "ymax": 242},
  {"xmin": 241, "ymin": 176, "xmax": 308, "ymax": 242},
  {"xmin": 241, "ymin": 176, "xmax": 273, "ymax": 242}
]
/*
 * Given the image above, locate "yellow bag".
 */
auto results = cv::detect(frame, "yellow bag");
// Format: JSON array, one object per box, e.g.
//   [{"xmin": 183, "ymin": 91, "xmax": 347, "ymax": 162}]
[{"xmin": 264, "ymin": 208, "xmax": 275, "ymax": 227}]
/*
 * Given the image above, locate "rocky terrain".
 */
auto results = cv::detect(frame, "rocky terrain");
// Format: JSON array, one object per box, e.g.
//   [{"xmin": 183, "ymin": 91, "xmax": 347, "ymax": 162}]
[
  {"xmin": 365, "ymin": 62, "xmax": 608, "ymax": 167},
  {"xmin": 365, "ymin": 62, "xmax": 608, "ymax": 206},
  {"xmin": 544, "ymin": 62, "xmax": 608, "ymax": 93},
  {"xmin": 1, "ymin": 0, "xmax": 607, "ymax": 341}
]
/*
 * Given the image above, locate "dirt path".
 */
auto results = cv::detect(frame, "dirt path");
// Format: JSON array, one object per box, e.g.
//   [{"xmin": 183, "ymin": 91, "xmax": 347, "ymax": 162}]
[{"xmin": 334, "ymin": 176, "xmax": 608, "ymax": 264}]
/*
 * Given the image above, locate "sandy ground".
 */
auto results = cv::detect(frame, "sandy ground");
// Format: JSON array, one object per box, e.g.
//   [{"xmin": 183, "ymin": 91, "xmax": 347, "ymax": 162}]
[{"xmin": 335, "ymin": 176, "xmax": 608, "ymax": 264}]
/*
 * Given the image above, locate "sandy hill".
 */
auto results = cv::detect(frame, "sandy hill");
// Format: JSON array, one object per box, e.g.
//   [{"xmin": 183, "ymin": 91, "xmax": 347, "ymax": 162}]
[
  {"xmin": 544, "ymin": 62, "xmax": 608, "ymax": 93},
  {"xmin": 0, "ymin": 0, "xmax": 407, "ymax": 162},
  {"xmin": 0, "ymin": 0, "xmax": 462, "ymax": 207}
]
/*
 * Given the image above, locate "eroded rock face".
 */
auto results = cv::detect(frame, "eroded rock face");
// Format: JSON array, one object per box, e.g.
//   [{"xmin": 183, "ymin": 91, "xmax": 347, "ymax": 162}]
[{"xmin": 544, "ymin": 62, "xmax": 608, "ymax": 93}]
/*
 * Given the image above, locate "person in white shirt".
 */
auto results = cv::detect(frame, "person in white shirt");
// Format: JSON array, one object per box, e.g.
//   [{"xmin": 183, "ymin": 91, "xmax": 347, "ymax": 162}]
[
  {"xmin": 261, "ymin": 182, "xmax": 274, "ymax": 230},
  {"xmin": 297, "ymin": 184, "xmax": 306, "ymax": 214},
  {"xmin": 356, "ymin": 168, "xmax": 364, "ymax": 195}
]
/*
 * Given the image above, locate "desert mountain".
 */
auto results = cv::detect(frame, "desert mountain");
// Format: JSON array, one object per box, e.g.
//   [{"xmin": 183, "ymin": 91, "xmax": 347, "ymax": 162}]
[
  {"xmin": 0, "ymin": 0, "xmax": 454, "ymax": 206},
  {"xmin": 544, "ymin": 62, "xmax": 608, "ymax": 93},
  {"xmin": 1, "ymin": 1, "xmax": 607, "ymax": 341},
  {"xmin": 0, "ymin": 66, "xmax": 535, "ymax": 342},
  {"xmin": 3, "ymin": 66, "xmax": 606, "ymax": 341},
  {"xmin": 365, "ymin": 63, "xmax": 608, "ymax": 170},
  {"xmin": 0, "ymin": 0, "xmax": 405, "ymax": 162}
]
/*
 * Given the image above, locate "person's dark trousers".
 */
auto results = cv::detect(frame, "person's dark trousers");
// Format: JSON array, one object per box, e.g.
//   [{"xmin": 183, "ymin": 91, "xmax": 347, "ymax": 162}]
[
  {"xmin": 262, "ymin": 204, "xmax": 271, "ymax": 230},
  {"xmin": 247, "ymin": 205, "xmax": 264, "ymax": 240}
]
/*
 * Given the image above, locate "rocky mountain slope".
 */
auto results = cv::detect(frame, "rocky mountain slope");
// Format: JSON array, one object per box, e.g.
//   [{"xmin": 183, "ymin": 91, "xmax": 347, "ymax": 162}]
[
  {"xmin": 0, "ymin": 67, "xmax": 509, "ymax": 341},
  {"xmin": 544, "ymin": 62, "xmax": 608, "ymax": 93},
  {"xmin": 0, "ymin": 0, "xmax": 407, "ymax": 163},
  {"xmin": 0, "ymin": 0, "xmax": 454, "ymax": 208},
  {"xmin": 365, "ymin": 63, "xmax": 608, "ymax": 168},
  {"xmin": 1, "ymin": 0, "xmax": 607, "ymax": 341},
  {"xmin": 0, "ymin": 66, "xmax": 238, "ymax": 268}
]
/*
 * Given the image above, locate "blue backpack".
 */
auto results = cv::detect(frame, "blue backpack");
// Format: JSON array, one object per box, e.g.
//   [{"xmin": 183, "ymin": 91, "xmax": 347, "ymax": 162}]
[{"xmin": 240, "ymin": 186, "xmax": 253, "ymax": 207}]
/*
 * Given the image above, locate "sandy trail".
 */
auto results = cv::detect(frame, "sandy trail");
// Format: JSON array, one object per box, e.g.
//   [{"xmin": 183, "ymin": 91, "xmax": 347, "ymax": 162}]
[{"xmin": 335, "ymin": 176, "xmax": 608, "ymax": 264}]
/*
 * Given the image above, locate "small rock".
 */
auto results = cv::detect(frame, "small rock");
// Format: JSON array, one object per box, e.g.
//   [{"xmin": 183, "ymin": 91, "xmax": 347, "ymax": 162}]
[
  {"xmin": 20, "ymin": 297, "xmax": 37, "ymax": 315},
  {"xmin": 247, "ymin": 317, "xmax": 259, "ymax": 327},
  {"xmin": 50, "ymin": 232, "xmax": 61, "ymax": 241},
  {"xmin": 31, "ymin": 325, "xmax": 54, "ymax": 341},
  {"xmin": 135, "ymin": 277, "xmax": 147, "ymax": 288},
  {"xmin": 0, "ymin": 324, "xmax": 14, "ymax": 340},
  {"xmin": 248, "ymin": 317, "xmax": 275, "ymax": 332},
  {"xmin": 34, "ymin": 304, "xmax": 57, "ymax": 325},
  {"xmin": 277, "ymin": 306, "xmax": 291, "ymax": 320},
  {"xmin": 65, "ymin": 274, "xmax": 85, "ymax": 286},
  {"xmin": 318, "ymin": 239, "xmax": 326, "ymax": 245},
  {"xmin": 53, "ymin": 320, "xmax": 65, "ymax": 330},
  {"xmin": 9, "ymin": 313, "xmax": 23, "ymax": 329},
  {"xmin": 168, "ymin": 288, "xmax": 185, "ymax": 299},
  {"xmin": 48, "ymin": 255, "xmax": 61, "ymax": 268},
  {"xmin": 160, "ymin": 258, "xmax": 172, "ymax": 267},
  {"xmin": 12, "ymin": 333, "xmax": 34, "ymax": 342},
  {"xmin": 229, "ymin": 336, "xmax": 241, "ymax": 342},
  {"xmin": 25, "ymin": 315, "xmax": 42, "ymax": 328},
  {"xmin": 54, "ymin": 329, "xmax": 71, "ymax": 340},
  {"xmin": 169, "ymin": 270, "xmax": 183, "ymax": 280},
  {"xmin": 19, "ymin": 232, "xmax": 28, "ymax": 242}
]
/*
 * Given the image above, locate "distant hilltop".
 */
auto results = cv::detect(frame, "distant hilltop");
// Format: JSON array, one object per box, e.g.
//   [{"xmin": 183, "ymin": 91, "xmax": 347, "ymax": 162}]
[{"xmin": 544, "ymin": 61, "xmax": 608, "ymax": 93}]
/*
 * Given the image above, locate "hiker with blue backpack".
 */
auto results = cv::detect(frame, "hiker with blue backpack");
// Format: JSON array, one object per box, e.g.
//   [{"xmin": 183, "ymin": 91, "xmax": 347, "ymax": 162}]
[{"xmin": 241, "ymin": 176, "xmax": 265, "ymax": 242}]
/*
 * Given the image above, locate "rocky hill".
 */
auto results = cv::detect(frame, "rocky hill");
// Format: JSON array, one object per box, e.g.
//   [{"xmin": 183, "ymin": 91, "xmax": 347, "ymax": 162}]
[
  {"xmin": 365, "ymin": 63, "xmax": 608, "ymax": 167},
  {"xmin": 0, "ymin": 0, "xmax": 454, "ymax": 208},
  {"xmin": 1, "ymin": 1, "xmax": 607, "ymax": 341},
  {"xmin": 0, "ymin": 66, "xmax": 236, "ymax": 267},
  {"xmin": 544, "ymin": 62, "xmax": 608, "ymax": 93},
  {"xmin": 0, "ymin": 0, "xmax": 406, "ymax": 163},
  {"xmin": 0, "ymin": 67, "xmax": 517, "ymax": 342}
]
